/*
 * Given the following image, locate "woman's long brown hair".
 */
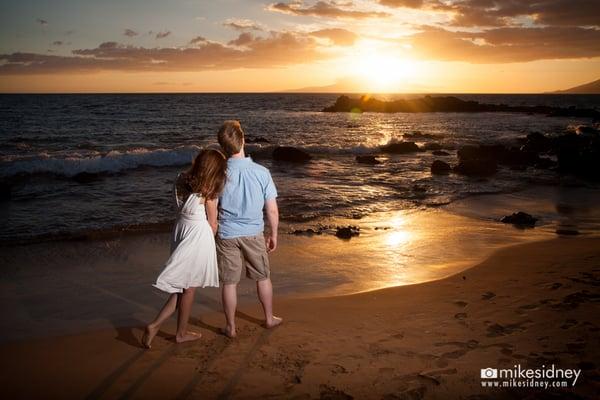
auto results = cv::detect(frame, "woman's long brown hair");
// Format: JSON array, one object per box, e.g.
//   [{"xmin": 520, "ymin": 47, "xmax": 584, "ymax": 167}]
[{"xmin": 184, "ymin": 149, "xmax": 227, "ymax": 200}]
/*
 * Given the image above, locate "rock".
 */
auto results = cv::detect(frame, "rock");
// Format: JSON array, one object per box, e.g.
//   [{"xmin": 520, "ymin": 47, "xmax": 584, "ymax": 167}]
[
  {"xmin": 454, "ymin": 159, "xmax": 497, "ymax": 177},
  {"xmin": 431, "ymin": 160, "xmax": 451, "ymax": 175},
  {"xmin": 575, "ymin": 125, "xmax": 599, "ymax": 136},
  {"xmin": 500, "ymin": 212, "xmax": 538, "ymax": 227},
  {"xmin": 356, "ymin": 155, "xmax": 381, "ymax": 165},
  {"xmin": 521, "ymin": 132, "xmax": 552, "ymax": 153},
  {"xmin": 291, "ymin": 228, "xmax": 323, "ymax": 236},
  {"xmin": 246, "ymin": 136, "xmax": 270, "ymax": 143},
  {"xmin": 534, "ymin": 157, "xmax": 557, "ymax": 169},
  {"xmin": 403, "ymin": 131, "xmax": 441, "ymax": 139},
  {"xmin": 556, "ymin": 229, "xmax": 580, "ymax": 236},
  {"xmin": 554, "ymin": 133, "xmax": 600, "ymax": 180},
  {"xmin": 335, "ymin": 226, "xmax": 360, "ymax": 239},
  {"xmin": 432, "ymin": 150, "xmax": 450, "ymax": 156},
  {"xmin": 272, "ymin": 146, "xmax": 312, "ymax": 163},
  {"xmin": 323, "ymin": 95, "xmax": 600, "ymax": 119},
  {"xmin": 422, "ymin": 142, "xmax": 444, "ymax": 151},
  {"xmin": 380, "ymin": 141, "xmax": 420, "ymax": 154}
]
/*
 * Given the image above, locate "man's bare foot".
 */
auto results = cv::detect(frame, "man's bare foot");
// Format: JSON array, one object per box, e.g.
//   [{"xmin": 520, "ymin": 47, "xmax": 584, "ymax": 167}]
[
  {"xmin": 142, "ymin": 324, "xmax": 159, "ymax": 349},
  {"xmin": 265, "ymin": 316, "xmax": 283, "ymax": 329},
  {"xmin": 220, "ymin": 326, "xmax": 237, "ymax": 338},
  {"xmin": 175, "ymin": 331, "xmax": 202, "ymax": 344}
]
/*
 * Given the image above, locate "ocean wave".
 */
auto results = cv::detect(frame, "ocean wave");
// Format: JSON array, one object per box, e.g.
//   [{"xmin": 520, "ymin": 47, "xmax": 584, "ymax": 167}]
[
  {"xmin": 1, "ymin": 137, "xmax": 451, "ymax": 180},
  {"xmin": 0, "ymin": 145, "xmax": 201, "ymax": 179}
]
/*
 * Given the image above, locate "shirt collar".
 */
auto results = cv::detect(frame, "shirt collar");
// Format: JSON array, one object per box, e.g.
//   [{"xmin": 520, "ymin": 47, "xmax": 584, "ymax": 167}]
[{"xmin": 227, "ymin": 156, "xmax": 252, "ymax": 165}]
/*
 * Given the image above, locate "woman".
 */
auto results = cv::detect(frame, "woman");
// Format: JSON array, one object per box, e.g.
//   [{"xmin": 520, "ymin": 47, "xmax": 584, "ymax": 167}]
[{"xmin": 142, "ymin": 148, "xmax": 226, "ymax": 348}]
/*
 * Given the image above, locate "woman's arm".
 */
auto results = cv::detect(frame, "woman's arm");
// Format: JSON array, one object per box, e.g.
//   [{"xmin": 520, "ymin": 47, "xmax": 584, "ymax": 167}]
[{"xmin": 205, "ymin": 198, "xmax": 219, "ymax": 235}]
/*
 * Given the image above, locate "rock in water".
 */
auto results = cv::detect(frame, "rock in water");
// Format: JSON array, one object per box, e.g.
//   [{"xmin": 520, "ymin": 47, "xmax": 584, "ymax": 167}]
[
  {"xmin": 272, "ymin": 146, "xmax": 312, "ymax": 163},
  {"xmin": 335, "ymin": 226, "xmax": 360, "ymax": 239},
  {"xmin": 501, "ymin": 212, "xmax": 538, "ymax": 227},
  {"xmin": 356, "ymin": 155, "xmax": 381, "ymax": 165},
  {"xmin": 454, "ymin": 159, "xmax": 497, "ymax": 177},
  {"xmin": 380, "ymin": 141, "xmax": 420, "ymax": 154},
  {"xmin": 246, "ymin": 136, "xmax": 270, "ymax": 143},
  {"xmin": 431, "ymin": 160, "xmax": 451, "ymax": 174}
]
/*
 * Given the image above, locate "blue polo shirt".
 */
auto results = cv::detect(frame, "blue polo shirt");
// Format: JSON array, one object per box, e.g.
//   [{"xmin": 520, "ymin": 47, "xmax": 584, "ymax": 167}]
[{"xmin": 218, "ymin": 157, "xmax": 278, "ymax": 239}]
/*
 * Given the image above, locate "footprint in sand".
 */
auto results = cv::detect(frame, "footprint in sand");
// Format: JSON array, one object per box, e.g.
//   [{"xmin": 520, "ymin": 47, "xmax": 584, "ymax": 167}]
[
  {"xmin": 454, "ymin": 312, "xmax": 467, "ymax": 320},
  {"xmin": 485, "ymin": 320, "xmax": 532, "ymax": 337},
  {"xmin": 331, "ymin": 364, "xmax": 349, "ymax": 375},
  {"xmin": 551, "ymin": 290, "xmax": 600, "ymax": 310},
  {"xmin": 453, "ymin": 300, "xmax": 468, "ymax": 308},
  {"xmin": 481, "ymin": 291, "xmax": 496, "ymax": 300},
  {"xmin": 434, "ymin": 340, "xmax": 478, "ymax": 359},
  {"xmin": 319, "ymin": 384, "xmax": 353, "ymax": 400},
  {"xmin": 560, "ymin": 319, "xmax": 578, "ymax": 329}
]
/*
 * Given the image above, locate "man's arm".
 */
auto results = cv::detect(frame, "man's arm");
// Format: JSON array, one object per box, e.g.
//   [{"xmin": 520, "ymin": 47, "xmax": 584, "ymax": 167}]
[
  {"xmin": 205, "ymin": 198, "xmax": 219, "ymax": 235},
  {"xmin": 265, "ymin": 198, "xmax": 279, "ymax": 253}
]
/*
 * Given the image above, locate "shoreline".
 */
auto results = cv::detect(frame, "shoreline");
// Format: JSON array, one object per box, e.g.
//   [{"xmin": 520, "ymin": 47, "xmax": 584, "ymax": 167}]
[
  {"xmin": 2, "ymin": 185, "xmax": 600, "ymax": 345},
  {"xmin": 1, "ymin": 237, "xmax": 598, "ymax": 399}
]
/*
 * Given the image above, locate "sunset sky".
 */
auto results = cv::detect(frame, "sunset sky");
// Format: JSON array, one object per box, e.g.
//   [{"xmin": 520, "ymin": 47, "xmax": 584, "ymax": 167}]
[{"xmin": 1, "ymin": 0, "xmax": 599, "ymax": 93}]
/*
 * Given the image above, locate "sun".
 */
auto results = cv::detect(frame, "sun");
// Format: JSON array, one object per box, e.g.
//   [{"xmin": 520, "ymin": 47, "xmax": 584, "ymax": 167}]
[
  {"xmin": 357, "ymin": 53, "xmax": 418, "ymax": 92},
  {"xmin": 342, "ymin": 40, "xmax": 421, "ymax": 92}
]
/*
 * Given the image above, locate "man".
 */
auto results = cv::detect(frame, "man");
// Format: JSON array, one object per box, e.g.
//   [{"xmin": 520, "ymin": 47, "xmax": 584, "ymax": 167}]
[{"xmin": 215, "ymin": 120, "xmax": 282, "ymax": 338}]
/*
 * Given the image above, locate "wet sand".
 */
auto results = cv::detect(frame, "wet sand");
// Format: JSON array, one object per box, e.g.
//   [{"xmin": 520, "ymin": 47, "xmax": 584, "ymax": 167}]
[{"xmin": 1, "ymin": 237, "xmax": 599, "ymax": 399}]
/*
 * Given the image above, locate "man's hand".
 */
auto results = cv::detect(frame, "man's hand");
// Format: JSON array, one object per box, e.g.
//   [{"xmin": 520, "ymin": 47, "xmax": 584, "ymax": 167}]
[
  {"xmin": 264, "ymin": 198, "xmax": 279, "ymax": 253},
  {"xmin": 265, "ymin": 233, "xmax": 277, "ymax": 253}
]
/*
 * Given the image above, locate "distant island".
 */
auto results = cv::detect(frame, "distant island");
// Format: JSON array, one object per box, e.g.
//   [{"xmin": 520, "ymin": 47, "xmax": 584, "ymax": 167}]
[
  {"xmin": 322, "ymin": 95, "xmax": 600, "ymax": 119},
  {"xmin": 553, "ymin": 78, "xmax": 600, "ymax": 94}
]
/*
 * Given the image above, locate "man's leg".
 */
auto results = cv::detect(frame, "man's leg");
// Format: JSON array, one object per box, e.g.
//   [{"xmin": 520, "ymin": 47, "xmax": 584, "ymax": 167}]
[
  {"xmin": 257, "ymin": 278, "xmax": 282, "ymax": 328},
  {"xmin": 221, "ymin": 283, "xmax": 238, "ymax": 338}
]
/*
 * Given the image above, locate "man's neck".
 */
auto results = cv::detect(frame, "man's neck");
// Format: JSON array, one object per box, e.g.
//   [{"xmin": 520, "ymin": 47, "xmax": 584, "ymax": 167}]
[{"xmin": 230, "ymin": 149, "xmax": 245, "ymax": 159}]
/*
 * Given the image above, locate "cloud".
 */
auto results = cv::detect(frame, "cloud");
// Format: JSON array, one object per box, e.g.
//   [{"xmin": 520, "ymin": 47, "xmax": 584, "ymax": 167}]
[
  {"xmin": 36, "ymin": 18, "xmax": 48, "ymax": 26},
  {"xmin": 124, "ymin": 29, "xmax": 139, "ymax": 37},
  {"xmin": 407, "ymin": 25, "xmax": 600, "ymax": 63},
  {"xmin": 155, "ymin": 31, "xmax": 171, "ymax": 39},
  {"xmin": 228, "ymin": 32, "xmax": 255, "ymax": 47},
  {"xmin": 378, "ymin": 0, "xmax": 600, "ymax": 28},
  {"xmin": 0, "ymin": 31, "xmax": 326, "ymax": 74},
  {"xmin": 267, "ymin": 1, "xmax": 391, "ymax": 19},
  {"xmin": 223, "ymin": 18, "xmax": 264, "ymax": 31},
  {"xmin": 189, "ymin": 36, "xmax": 207, "ymax": 45},
  {"xmin": 310, "ymin": 28, "xmax": 357, "ymax": 45},
  {"xmin": 378, "ymin": 0, "xmax": 424, "ymax": 7}
]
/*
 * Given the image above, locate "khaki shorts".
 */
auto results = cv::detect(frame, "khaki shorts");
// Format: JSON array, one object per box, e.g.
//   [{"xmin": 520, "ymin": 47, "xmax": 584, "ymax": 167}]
[{"xmin": 216, "ymin": 234, "xmax": 270, "ymax": 284}]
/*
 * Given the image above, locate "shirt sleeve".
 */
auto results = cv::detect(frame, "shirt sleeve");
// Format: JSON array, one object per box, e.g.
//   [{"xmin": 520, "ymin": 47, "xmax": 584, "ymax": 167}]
[{"xmin": 263, "ymin": 172, "xmax": 278, "ymax": 200}]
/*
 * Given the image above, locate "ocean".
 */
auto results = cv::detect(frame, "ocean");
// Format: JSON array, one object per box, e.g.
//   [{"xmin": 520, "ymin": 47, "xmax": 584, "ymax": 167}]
[{"xmin": 1, "ymin": 93, "xmax": 599, "ymax": 243}]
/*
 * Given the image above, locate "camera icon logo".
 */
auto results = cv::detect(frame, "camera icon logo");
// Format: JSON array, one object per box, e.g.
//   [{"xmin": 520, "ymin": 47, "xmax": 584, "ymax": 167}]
[{"xmin": 481, "ymin": 368, "xmax": 498, "ymax": 379}]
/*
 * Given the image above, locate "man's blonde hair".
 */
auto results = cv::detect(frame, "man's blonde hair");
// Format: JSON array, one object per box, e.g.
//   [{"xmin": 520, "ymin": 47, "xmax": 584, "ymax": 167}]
[{"xmin": 217, "ymin": 120, "xmax": 244, "ymax": 156}]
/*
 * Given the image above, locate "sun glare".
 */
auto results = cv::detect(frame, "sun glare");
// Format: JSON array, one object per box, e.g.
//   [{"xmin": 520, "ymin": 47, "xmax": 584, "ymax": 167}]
[{"xmin": 349, "ymin": 41, "xmax": 419, "ymax": 92}]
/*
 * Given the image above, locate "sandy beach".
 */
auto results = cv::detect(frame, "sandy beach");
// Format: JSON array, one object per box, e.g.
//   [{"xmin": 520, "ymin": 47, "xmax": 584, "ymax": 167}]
[{"xmin": 1, "ymin": 236, "xmax": 598, "ymax": 399}]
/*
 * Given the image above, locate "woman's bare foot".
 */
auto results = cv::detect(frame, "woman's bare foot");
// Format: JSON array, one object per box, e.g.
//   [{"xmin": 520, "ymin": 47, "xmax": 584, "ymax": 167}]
[
  {"xmin": 220, "ymin": 326, "xmax": 237, "ymax": 339},
  {"xmin": 265, "ymin": 316, "xmax": 283, "ymax": 329},
  {"xmin": 142, "ymin": 324, "xmax": 159, "ymax": 349},
  {"xmin": 175, "ymin": 331, "xmax": 202, "ymax": 344}
]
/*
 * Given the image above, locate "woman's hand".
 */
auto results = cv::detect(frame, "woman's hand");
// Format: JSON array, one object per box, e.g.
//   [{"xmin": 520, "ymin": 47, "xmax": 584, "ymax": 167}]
[{"xmin": 205, "ymin": 198, "xmax": 219, "ymax": 235}]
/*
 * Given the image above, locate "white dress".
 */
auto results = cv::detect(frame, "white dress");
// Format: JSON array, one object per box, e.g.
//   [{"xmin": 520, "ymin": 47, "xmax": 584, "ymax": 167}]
[{"xmin": 153, "ymin": 176, "xmax": 219, "ymax": 293}]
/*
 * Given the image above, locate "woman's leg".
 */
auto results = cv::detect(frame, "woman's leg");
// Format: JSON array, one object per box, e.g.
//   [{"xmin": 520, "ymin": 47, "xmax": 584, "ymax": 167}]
[
  {"xmin": 143, "ymin": 293, "xmax": 179, "ymax": 348},
  {"xmin": 175, "ymin": 287, "xmax": 201, "ymax": 343}
]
